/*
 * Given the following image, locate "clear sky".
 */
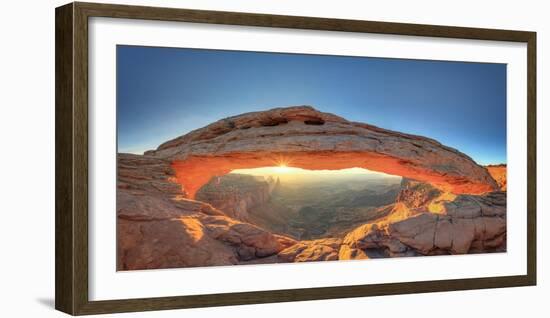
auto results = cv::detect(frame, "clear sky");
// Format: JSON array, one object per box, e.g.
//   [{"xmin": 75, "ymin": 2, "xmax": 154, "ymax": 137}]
[{"xmin": 117, "ymin": 45, "xmax": 506, "ymax": 165}]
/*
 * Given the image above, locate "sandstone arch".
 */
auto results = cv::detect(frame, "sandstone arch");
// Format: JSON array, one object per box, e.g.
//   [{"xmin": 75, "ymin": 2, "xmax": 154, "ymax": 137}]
[{"xmin": 146, "ymin": 106, "xmax": 498, "ymax": 199}]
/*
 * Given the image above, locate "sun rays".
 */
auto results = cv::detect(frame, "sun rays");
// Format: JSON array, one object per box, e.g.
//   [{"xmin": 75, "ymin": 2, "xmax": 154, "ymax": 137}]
[{"xmin": 273, "ymin": 164, "xmax": 292, "ymax": 174}]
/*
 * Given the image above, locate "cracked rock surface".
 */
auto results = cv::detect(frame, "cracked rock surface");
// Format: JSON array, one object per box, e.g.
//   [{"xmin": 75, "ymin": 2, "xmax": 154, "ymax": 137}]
[
  {"xmin": 339, "ymin": 179, "xmax": 506, "ymax": 259},
  {"xmin": 117, "ymin": 153, "xmax": 295, "ymax": 270}
]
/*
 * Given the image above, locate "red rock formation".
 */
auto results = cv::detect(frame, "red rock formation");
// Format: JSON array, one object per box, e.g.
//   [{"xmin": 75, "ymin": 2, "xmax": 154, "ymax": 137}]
[
  {"xmin": 278, "ymin": 238, "xmax": 342, "ymax": 262},
  {"xmin": 339, "ymin": 180, "xmax": 506, "ymax": 259},
  {"xmin": 195, "ymin": 174, "xmax": 276, "ymax": 222},
  {"xmin": 486, "ymin": 164, "xmax": 507, "ymax": 191},
  {"xmin": 118, "ymin": 106, "xmax": 507, "ymax": 269},
  {"xmin": 146, "ymin": 106, "xmax": 498, "ymax": 198},
  {"xmin": 117, "ymin": 153, "xmax": 294, "ymax": 270}
]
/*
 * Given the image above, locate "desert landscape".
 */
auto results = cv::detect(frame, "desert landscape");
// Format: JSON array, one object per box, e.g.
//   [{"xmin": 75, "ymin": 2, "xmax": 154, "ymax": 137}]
[{"xmin": 117, "ymin": 106, "xmax": 507, "ymax": 270}]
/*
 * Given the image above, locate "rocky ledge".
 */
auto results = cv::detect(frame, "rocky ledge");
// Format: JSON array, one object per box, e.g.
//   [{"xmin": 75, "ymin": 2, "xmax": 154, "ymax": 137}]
[
  {"xmin": 339, "ymin": 179, "xmax": 506, "ymax": 259},
  {"xmin": 117, "ymin": 154, "xmax": 295, "ymax": 270}
]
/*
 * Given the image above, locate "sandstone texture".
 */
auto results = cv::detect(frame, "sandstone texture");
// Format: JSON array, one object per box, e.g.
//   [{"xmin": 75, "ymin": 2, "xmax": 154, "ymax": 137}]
[
  {"xmin": 117, "ymin": 153, "xmax": 293, "ymax": 270},
  {"xmin": 196, "ymin": 174, "xmax": 277, "ymax": 222},
  {"xmin": 486, "ymin": 164, "xmax": 507, "ymax": 191},
  {"xmin": 278, "ymin": 238, "xmax": 342, "ymax": 262},
  {"xmin": 339, "ymin": 179, "xmax": 506, "ymax": 259},
  {"xmin": 146, "ymin": 106, "xmax": 499, "ymax": 198}
]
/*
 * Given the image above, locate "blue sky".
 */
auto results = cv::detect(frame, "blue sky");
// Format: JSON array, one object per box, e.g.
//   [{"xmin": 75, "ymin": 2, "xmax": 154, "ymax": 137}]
[{"xmin": 117, "ymin": 45, "xmax": 506, "ymax": 165}]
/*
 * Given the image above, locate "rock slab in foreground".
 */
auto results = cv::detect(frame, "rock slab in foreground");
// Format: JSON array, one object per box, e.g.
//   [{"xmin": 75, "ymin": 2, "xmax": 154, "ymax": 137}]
[
  {"xmin": 117, "ymin": 153, "xmax": 296, "ymax": 270},
  {"xmin": 339, "ymin": 180, "xmax": 506, "ymax": 259}
]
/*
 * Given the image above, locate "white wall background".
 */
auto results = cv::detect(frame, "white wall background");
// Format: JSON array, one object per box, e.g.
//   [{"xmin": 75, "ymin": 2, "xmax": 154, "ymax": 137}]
[{"xmin": 0, "ymin": 0, "xmax": 547, "ymax": 317}]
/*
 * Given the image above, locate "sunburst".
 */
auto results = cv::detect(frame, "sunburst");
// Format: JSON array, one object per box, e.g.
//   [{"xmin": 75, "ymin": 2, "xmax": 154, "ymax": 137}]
[
  {"xmin": 273, "ymin": 164, "xmax": 292, "ymax": 173},
  {"xmin": 272, "ymin": 155, "xmax": 293, "ymax": 168}
]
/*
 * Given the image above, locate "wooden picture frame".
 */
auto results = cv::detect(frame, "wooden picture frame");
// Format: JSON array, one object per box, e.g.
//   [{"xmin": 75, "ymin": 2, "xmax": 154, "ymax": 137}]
[{"xmin": 55, "ymin": 2, "xmax": 537, "ymax": 315}]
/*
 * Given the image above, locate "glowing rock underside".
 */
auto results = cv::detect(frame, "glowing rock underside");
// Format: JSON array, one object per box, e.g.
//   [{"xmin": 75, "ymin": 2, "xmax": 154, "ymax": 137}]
[{"xmin": 145, "ymin": 106, "xmax": 499, "ymax": 198}]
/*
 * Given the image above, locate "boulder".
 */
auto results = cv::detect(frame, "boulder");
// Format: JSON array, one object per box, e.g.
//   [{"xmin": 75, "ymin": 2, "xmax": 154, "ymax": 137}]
[{"xmin": 278, "ymin": 238, "xmax": 342, "ymax": 262}]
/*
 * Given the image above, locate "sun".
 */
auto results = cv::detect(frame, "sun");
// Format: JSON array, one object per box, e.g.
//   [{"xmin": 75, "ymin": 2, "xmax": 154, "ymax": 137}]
[{"xmin": 273, "ymin": 164, "xmax": 292, "ymax": 173}]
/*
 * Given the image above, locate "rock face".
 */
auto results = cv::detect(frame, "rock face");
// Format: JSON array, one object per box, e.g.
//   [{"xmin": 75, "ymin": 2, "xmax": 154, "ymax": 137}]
[
  {"xmin": 339, "ymin": 180, "xmax": 506, "ymax": 259},
  {"xmin": 486, "ymin": 164, "xmax": 507, "ymax": 191},
  {"xmin": 278, "ymin": 238, "xmax": 342, "ymax": 262},
  {"xmin": 196, "ymin": 174, "xmax": 277, "ymax": 222},
  {"xmin": 117, "ymin": 153, "xmax": 295, "ymax": 270},
  {"xmin": 146, "ymin": 106, "xmax": 498, "ymax": 198}
]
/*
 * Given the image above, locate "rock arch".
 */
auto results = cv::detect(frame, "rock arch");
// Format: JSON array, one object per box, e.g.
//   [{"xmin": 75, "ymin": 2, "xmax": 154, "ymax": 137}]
[{"xmin": 146, "ymin": 106, "xmax": 498, "ymax": 199}]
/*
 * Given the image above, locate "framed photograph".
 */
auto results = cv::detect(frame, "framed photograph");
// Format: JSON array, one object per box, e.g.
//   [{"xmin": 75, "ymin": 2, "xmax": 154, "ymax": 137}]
[{"xmin": 55, "ymin": 2, "xmax": 536, "ymax": 315}]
